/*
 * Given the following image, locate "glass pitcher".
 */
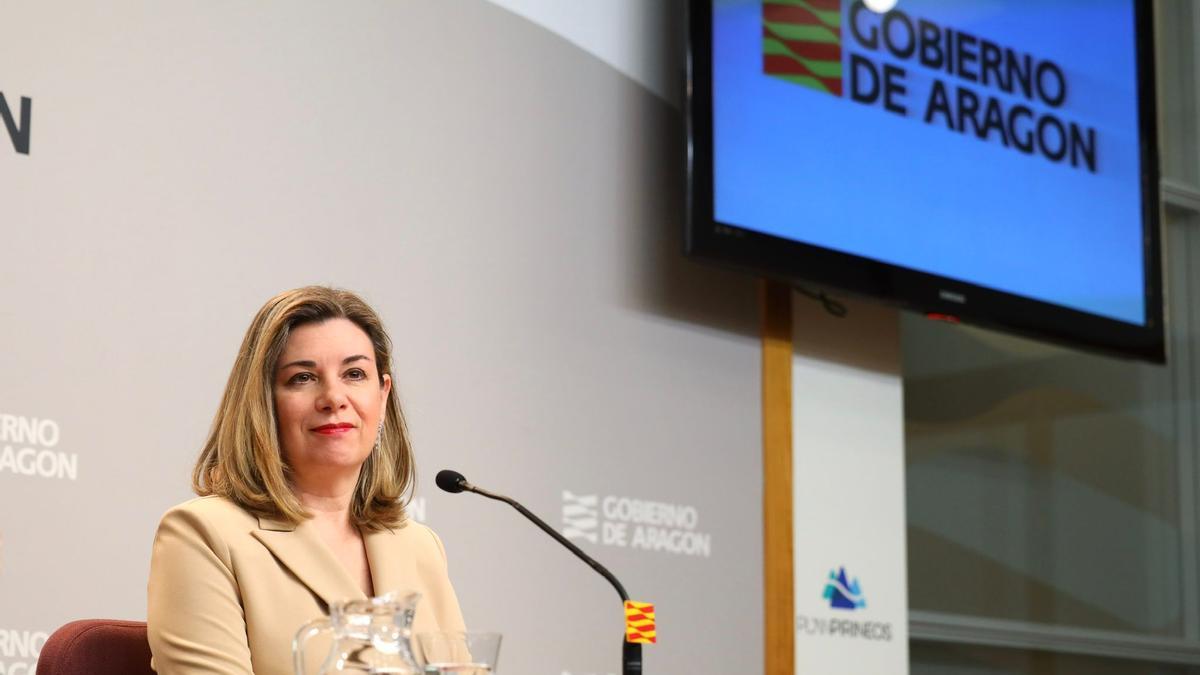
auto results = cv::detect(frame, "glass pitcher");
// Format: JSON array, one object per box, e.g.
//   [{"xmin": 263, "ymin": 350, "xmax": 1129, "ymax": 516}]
[{"xmin": 293, "ymin": 591, "xmax": 422, "ymax": 675}]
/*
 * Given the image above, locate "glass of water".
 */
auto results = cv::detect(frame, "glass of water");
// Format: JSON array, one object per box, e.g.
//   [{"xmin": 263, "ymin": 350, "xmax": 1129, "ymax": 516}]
[{"xmin": 414, "ymin": 631, "xmax": 502, "ymax": 675}]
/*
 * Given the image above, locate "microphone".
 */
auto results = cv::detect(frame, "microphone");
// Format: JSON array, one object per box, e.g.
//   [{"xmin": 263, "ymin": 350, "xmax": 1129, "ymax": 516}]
[
  {"xmin": 435, "ymin": 469, "xmax": 469, "ymax": 493},
  {"xmin": 435, "ymin": 469, "xmax": 643, "ymax": 675}
]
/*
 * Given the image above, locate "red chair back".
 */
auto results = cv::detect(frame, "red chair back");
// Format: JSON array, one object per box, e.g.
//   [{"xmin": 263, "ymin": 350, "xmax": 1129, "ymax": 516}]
[{"xmin": 36, "ymin": 620, "xmax": 154, "ymax": 675}]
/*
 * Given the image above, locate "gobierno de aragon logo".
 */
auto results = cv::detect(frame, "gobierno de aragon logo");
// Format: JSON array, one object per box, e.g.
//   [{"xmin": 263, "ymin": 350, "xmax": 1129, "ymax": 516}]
[
  {"xmin": 762, "ymin": 0, "xmax": 845, "ymax": 95},
  {"xmin": 561, "ymin": 491, "xmax": 713, "ymax": 557},
  {"xmin": 0, "ymin": 628, "xmax": 50, "ymax": 675},
  {"xmin": 762, "ymin": 0, "xmax": 1098, "ymax": 173},
  {"xmin": 0, "ymin": 413, "xmax": 77, "ymax": 481}
]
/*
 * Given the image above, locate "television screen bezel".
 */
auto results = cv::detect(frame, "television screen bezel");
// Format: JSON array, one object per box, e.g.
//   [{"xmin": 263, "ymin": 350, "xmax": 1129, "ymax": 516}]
[{"xmin": 685, "ymin": 0, "xmax": 1166, "ymax": 363}]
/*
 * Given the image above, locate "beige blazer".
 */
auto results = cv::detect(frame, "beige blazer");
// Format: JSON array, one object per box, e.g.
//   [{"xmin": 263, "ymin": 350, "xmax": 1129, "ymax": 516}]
[{"xmin": 147, "ymin": 496, "xmax": 466, "ymax": 675}]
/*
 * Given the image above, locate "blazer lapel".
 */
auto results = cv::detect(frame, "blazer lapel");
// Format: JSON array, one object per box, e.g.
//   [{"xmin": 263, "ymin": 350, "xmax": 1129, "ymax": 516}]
[
  {"xmin": 363, "ymin": 522, "xmax": 418, "ymax": 597},
  {"xmin": 252, "ymin": 516, "xmax": 366, "ymax": 606}
]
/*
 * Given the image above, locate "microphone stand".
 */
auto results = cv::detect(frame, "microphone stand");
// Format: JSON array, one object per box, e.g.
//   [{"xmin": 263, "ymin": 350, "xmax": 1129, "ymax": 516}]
[{"xmin": 443, "ymin": 474, "xmax": 642, "ymax": 675}]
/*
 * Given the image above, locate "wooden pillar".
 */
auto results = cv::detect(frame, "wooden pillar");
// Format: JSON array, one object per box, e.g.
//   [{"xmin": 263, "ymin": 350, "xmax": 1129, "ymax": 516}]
[{"xmin": 762, "ymin": 279, "xmax": 794, "ymax": 675}]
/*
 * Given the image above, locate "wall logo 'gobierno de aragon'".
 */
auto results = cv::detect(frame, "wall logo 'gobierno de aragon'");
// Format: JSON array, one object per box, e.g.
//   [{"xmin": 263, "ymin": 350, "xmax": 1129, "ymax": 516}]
[
  {"xmin": 561, "ymin": 491, "xmax": 712, "ymax": 557},
  {"xmin": 0, "ymin": 414, "xmax": 78, "ymax": 481},
  {"xmin": 762, "ymin": 0, "xmax": 1099, "ymax": 172},
  {"xmin": 0, "ymin": 628, "xmax": 50, "ymax": 675}
]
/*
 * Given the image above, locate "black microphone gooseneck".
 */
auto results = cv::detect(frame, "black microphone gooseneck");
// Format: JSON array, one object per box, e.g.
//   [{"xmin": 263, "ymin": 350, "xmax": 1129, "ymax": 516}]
[{"xmin": 435, "ymin": 469, "xmax": 643, "ymax": 675}]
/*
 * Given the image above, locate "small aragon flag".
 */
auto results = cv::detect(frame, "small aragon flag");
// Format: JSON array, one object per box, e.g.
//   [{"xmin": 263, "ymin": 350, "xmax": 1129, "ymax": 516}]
[
  {"xmin": 762, "ymin": 0, "xmax": 844, "ymax": 96},
  {"xmin": 624, "ymin": 600, "xmax": 656, "ymax": 644}
]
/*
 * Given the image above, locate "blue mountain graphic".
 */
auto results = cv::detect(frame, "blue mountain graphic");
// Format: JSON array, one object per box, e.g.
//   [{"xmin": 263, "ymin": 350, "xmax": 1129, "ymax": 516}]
[{"xmin": 822, "ymin": 566, "xmax": 866, "ymax": 610}]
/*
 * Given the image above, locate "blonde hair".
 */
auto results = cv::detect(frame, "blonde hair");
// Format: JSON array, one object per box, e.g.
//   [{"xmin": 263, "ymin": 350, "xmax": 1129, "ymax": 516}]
[{"xmin": 193, "ymin": 286, "xmax": 414, "ymax": 530}]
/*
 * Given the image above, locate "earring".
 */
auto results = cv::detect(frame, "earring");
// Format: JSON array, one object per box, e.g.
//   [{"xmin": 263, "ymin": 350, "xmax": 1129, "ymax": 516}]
[{"xmin": 373, "ymin": 420, "xmax": 384, "ymax": 451}]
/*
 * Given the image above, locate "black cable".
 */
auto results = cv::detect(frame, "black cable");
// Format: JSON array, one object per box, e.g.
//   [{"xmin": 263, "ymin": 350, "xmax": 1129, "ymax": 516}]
[{"xmin": 795, "ymin": 284, "xmax": 848, "ymax": 318}]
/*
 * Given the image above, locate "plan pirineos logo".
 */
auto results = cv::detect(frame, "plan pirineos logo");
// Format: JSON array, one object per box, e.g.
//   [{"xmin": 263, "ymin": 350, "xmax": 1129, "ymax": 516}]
[
  {"xmin": 796, "ymin": 566, "xmax": 893, "ymax": 642},
  {"xmin": 762, "ymin": 0, "xmax": 1100, "ymax": 173},
  {"xmin": 823, "ymin": 566, "xmax": 866, "ymax": 610},
  {"xmin": 560, "ymin": 491, "xmax": 712, "ymax": 557},
  {"xmin": 0, "ymin": 91, "xmax": 32, "ymax": 155}
]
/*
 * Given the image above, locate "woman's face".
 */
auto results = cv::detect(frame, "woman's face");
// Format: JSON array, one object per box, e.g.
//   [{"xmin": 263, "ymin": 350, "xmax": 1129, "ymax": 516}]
[{"xmin": 273, "ymin": 318, "xmax": 392, "ymax": 484}]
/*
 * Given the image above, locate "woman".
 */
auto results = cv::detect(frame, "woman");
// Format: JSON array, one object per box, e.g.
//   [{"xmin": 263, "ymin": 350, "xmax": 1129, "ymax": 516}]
[{"xmin": 147, "ymin": 286, "xmax": 465, "ymax": 675}]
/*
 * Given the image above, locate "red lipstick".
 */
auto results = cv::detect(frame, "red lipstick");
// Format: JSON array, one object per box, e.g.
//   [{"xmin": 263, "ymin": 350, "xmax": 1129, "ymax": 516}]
[{"xmin": 312, "ymin": 423, "xmax": 355, "ymax": 435}]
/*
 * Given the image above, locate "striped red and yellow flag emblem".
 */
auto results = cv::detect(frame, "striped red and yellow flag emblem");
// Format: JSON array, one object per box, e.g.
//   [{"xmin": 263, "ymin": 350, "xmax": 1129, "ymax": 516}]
[
  {"xmin": 625, "ymin": 601, "xmax": 656, "ymax": 644},
  {"xmin": 763, "ymin": 0, "xmax": 843, "ymax": 96}
]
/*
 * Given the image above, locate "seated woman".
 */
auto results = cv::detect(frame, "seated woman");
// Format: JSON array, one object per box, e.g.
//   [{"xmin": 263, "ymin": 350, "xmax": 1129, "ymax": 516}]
[{"xmin": 147, "ymin": 286, "xmax": 465, "ymax": 675}]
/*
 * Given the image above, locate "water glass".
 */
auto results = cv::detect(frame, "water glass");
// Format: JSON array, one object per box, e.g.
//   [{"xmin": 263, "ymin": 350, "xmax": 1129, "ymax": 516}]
[{"xmin": 415, "ymin": 631, "xmax": 502, "ymax": 674}]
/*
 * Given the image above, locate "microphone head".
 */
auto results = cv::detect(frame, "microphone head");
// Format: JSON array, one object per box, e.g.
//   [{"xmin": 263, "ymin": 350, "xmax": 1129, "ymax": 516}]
[{"xmin": 436, "ymin": 469, "xmax": 469, "ymax": 494}]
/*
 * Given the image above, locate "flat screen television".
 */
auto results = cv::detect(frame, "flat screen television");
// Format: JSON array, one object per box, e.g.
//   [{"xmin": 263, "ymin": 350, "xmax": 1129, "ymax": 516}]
[{"xmin": 686, "ymin": 0, "xmax": 1165, "ymax": 362}]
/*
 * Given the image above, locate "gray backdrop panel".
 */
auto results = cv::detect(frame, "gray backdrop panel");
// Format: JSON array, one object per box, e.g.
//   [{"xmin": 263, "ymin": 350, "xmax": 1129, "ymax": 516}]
[{"xmin": 0, "ymin": 1, "xmax": 761, "ymax": 673}]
